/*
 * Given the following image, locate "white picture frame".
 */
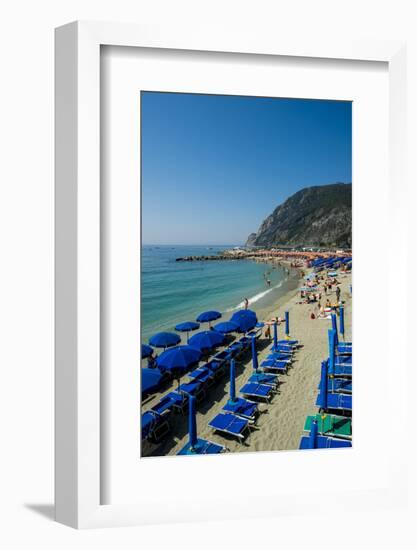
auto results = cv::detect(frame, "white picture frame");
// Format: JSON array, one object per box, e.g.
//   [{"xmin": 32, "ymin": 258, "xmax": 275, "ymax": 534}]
[{"xmin": 55, "ymin": 21, "xmax": 407, "ymax": 529}]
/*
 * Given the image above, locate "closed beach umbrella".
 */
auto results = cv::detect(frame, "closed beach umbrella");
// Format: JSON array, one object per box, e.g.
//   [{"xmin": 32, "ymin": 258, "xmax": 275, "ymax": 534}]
[
  {"xmin": 273, "ymin": 321, "xmax": 278, "ymax": 350},
  {"xmin": 156, "ymin": 345, "xmax": 201, "ymax": 377},
  {"xmin": 149, "ymin": 331, "xmax": 181, "ymax": 349},
  {"xmin": 141, "ymin": 367, "xmax": 163, "ymax": 397},
  {"xmin": 188, "ymin": 330, "xmax": 224, "ymax": 352},
  {"xmin": 188, "ymin": 395, "xmax": 198, "ymax": 450},
  {"xmin": 213, "ymin": 321, "xmax": 239, "ymax": 334},
  {"xmin": 175, "ymin": 321, "xmax": 200, "ymax": 343},
  {"xmin": 328, "ymin": 329, "xmax": 336, "ymax": 379},
  {"xmin": 339, "ymin": 306, "xmax": 345, "ymax": 339},
  {"xmin": 317, "ymin": 361, "xmax": 328, "ymax": 410},
  {"xmin": 196, "ymin": 310, "xmax": 222, "ymax": 327},
  {"xmin": 251, "ymin": 336, "xmax": 259, "ymax": 372},
  {"xmin": 307, "ymin": 419, "xmax": 319, "ymax": 449},
  {"xmin": 285, "ymin": 311, "xmax": 290, "ymax": 337},
  {"xmin": 331, "ymin": 314, "xmax": 339, "ymax": 346},
  {"xmin": 141, "ymin": 344, "xmax": 153, "ymax": 359},
  {"xmin": 229, "ymin": 358, "xmax": 236, "ymax": 403}
]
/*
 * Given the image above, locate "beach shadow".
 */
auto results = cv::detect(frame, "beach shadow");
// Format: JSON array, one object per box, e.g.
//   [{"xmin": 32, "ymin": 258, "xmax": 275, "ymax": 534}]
[{"xmin": 24, "ymin": 503, "xmax": 55, "ymax": 521}]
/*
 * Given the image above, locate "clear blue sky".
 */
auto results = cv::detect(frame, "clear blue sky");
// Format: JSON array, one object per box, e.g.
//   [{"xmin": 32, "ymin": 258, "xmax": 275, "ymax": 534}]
[{"xmin": 141, "ymin": 92, "xmax": 351, "ymax": 245}]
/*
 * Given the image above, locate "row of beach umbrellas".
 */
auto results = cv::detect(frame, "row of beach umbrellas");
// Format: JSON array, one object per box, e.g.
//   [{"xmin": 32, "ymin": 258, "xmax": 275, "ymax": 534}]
[{"xmin": 141, "ymin": 309, "xmax": 259, "ymax": 394}]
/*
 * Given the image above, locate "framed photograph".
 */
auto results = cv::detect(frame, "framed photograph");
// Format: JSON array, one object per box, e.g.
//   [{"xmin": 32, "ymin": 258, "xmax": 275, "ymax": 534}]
[{"xmin": 55, "ymin": 21, "xmax": 407, "ymax": 528}]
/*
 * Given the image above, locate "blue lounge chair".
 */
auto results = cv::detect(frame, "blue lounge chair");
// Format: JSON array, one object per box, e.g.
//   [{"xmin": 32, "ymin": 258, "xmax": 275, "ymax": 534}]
[
  {"xmin": 261, "ymin": 359, "xmax": 288, "ymax": 374},
  {"xmin": 229, "ymin": 341, "xmax": 245, "ymax": 356},
  {"xmin": 335, "ymin": 355, "xmax": 352, "ymax": 367},
  {"xmin": 223, "ymin": 397, "xmax": 258, "ymax": 422},
  {"xmin": 328, "ymin": 362, "xmax": 352, "ymax": 377},
  {"xmin": 213, "ymin": 349, "xmax": 233, "ymax": 363},
  {"xmin": 176, "ymin": 380, "xmax": 206, "ymax": 402},
  {"xmin": 299, "ymin": 435, "xmax": 352, "ymax": 449},
  {"xmin": 141, "ymin": 410, "xmax": 170, "ymax": 442},
  {"xmin": 327, "ymin": 378, "xmax": 352, "ymax": 393},
  {"xmin": 188, "ymin": 366, "xmax": 215, "ymax": 386},
  {"xmin": 240, "ymin": 382, "xmax": 274, "ymax": 402},
  {"xmin": 269, "ymin": 346, "xmax": 293, "ymax": 356},
  {"xmin": 299, "ymin": 420, "xmax": 352, "ymax": 449},
  {"xmin": 328, "ymin": 331, "xmax": 352, "ymax": 376},
  {"xmin": 178, "ymin": 439, "xmax": 225, "ymax": 455},
  {"xmin": 249, "ymin": 371, "xmax": 279, "ymax": 388},
  {"xmin": 338, "ymin": 344, "xmax": 352, "ymax": 355},
  {"xmin": 223, "ymin": 359, "xmax": 258, "ymax": 422},
  {"xmin": 209, "ymin": 412, "xmax": 250, "ymax": 442},
  {"xmin": 205, "ymin": 358, "xmax": 226, "ymax": 379},
  {"xmin": 267, "ymin": 352, "xmax": 292, "ymax": 362},
  {"xmin": 152, "ymin": 392, "xmax": 187, "ymax": 415}
]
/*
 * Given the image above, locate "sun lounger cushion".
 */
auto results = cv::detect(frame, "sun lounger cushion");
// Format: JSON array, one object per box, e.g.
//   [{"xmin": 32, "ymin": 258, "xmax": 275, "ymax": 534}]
[
  {"xmin": 261, "ymin": 359, "xmax": 288, "ymax": 372},
  {"xmin": 249, "ymin": 372, "xmax": 279, "ymax": 387},
  {"xmin": 223, "ymin": 397, "xmax": 257, "ymax": 419},
  {"xmin": 188, "ymin": 367, "xmax": 214, "ymax": 384},
  {"xmin": 240, "ymin": 382, "xmax": 273, "ymax": 399},
  {"xmin": 267, "ymin": 353, "xmax": 292, "ymax": 362},
  {"xmin": 209, "ymin": 412, "xmax": 248, "ymax": 436}
]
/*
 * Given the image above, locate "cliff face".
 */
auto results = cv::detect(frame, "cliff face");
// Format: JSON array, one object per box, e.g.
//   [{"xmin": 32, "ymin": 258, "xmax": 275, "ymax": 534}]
[{"xmin": 246, "ymin": 183, "xmax": 352, "ymax": 248}]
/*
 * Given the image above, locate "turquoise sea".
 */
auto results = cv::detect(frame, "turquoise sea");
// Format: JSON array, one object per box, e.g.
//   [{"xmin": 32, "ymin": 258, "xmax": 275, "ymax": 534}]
[{"xmin": 141, "ymin": 245, "xmax": 299, "ymax": 343}]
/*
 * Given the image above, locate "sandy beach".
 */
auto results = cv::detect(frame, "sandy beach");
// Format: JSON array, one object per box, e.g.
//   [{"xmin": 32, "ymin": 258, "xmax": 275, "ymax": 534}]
[{"xmin": 142, "ymin": 268, "xmax": 352, "ymax": 457}]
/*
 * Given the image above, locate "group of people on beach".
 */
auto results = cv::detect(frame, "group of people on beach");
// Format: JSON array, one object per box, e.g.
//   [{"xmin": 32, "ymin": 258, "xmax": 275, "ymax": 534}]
[{"xmin": 296, "ymin": 271, "xmax": 345, "ymax": 320}]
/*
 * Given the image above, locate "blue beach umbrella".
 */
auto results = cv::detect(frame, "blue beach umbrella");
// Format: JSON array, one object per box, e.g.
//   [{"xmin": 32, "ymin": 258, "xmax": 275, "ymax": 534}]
[
  {"xmin": 156, "ymin": 345, "xmax": 202, "ymax": 376},
  {"xmin": 196, "ymin": 310, "xmax": 222, "ymax": 327},
  {"xmin": 285, "ymin": 311, "xmax": 290, "ymax": 337},
  {"xmin": 188, "ymin": 330, "xmax": 224, "ymax": 352},
  {"xmin": 149, "ymin": 331, "xmax": 181, "ymax": 350},
  {"xmin": 213, "ymin": 321, "xmax": 239, "ymax": 334},
  {"xmin": 141, "ymin": 367, "xmax": 163, "ymax": 397},
  {"xmin": 230, "ymin": 310, "xmax": 257, "ymax": 333},
  {"xmin": 175, "ymin": 321, "xmax": 200, "ymax": 343},
  {"xmin": 232, "ymin": 309, "xmax": 257, "ymax": 320},
  {"xmin": 339, "ymin": 306, "xmax": 345, "ymax": 339},
  {"xmin": 251, "ymin": 336, "xmax": 259, "ymax": 372},
  {"xmin": 141, "ymin": 344, "xmax": 153, "ymax": 359}
]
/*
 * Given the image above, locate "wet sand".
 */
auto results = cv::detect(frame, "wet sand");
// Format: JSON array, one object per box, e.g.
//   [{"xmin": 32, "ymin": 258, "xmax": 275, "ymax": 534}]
[{"xmin": 142, "ymin": 269, "xmax": 352, "ymax": 457}]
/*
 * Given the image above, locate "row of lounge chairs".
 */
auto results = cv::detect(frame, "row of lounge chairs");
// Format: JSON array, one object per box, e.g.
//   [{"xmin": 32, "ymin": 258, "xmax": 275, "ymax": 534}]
[
  {"xmin": 208, "ymin": 333, "xmax": 300, "ymax": 443},
  {"xmin": 299, "ymin": 312, "xmax": 352, "ymax": 450}
]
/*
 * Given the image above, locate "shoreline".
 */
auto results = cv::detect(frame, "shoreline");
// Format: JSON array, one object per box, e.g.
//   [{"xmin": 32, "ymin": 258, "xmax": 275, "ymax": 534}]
[{"xmin": 142, "ymin": 265, "xmax": 352, "ymax": 457}]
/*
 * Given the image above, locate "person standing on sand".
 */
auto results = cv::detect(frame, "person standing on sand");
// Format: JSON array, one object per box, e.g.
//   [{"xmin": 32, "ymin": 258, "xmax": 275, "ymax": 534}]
[
  {"xmin": 336, "ymin": 286, "xmax": 341, "ymax": 302},
  {"xmin": 244, "ymin": 298, "xmax": 249, "ymax": 310},
  {"xmin": 264, "ymin": 323, "xmax": 271, "ymax": 339}
]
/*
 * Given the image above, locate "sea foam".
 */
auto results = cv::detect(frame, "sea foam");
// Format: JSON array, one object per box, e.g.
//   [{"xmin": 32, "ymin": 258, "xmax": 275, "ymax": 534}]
[{"xmin": 225, "ymin": 280, "xmax": 284, "ymax": 312}]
